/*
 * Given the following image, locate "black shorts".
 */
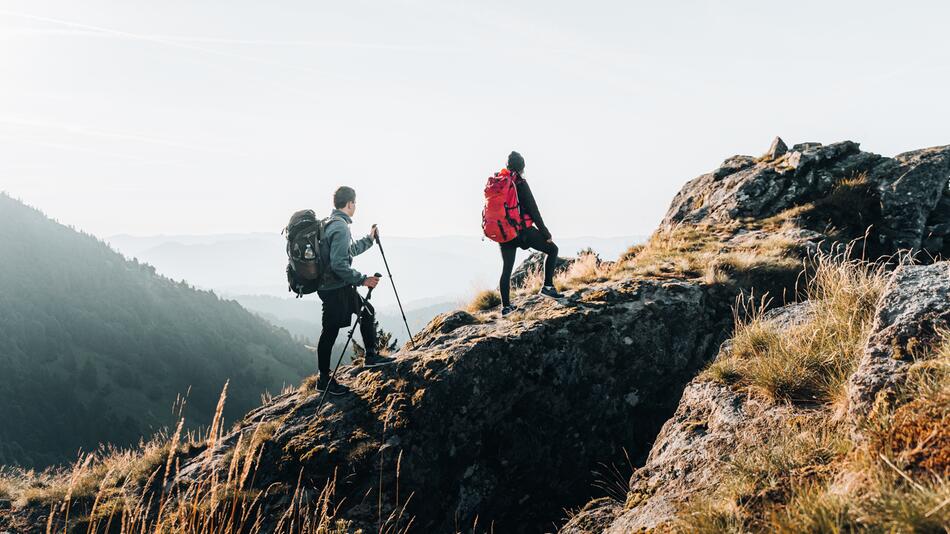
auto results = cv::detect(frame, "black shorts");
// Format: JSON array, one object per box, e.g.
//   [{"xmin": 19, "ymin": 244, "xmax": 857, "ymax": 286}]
[{"xmin": 317, "ymin": 285, "xmax": 373, "ymax": 329}]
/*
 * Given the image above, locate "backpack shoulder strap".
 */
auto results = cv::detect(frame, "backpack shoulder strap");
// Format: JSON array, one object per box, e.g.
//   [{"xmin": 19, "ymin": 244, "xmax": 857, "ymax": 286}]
[{"xmin": 323, "ymin": 215, "xmax": 347, "ymax": 232}]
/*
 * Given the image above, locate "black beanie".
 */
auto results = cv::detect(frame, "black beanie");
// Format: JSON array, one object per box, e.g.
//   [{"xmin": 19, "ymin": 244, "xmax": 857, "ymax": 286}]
[{"xmin": 507, "ymin": 151, "xmax": 525, "ymax": 173}]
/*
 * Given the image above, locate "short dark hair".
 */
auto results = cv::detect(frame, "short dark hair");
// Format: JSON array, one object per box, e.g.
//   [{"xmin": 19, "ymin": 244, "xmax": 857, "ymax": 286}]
[
  {"xmin": 333, "ymin": 186, "xmax": 356, "ymax": 209},
  {"xmin": 507, "ymin": 151, "xmax": 525, "ymax": 173}
]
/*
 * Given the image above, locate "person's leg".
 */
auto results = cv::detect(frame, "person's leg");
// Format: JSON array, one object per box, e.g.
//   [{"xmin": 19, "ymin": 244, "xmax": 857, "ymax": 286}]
[
  {"xmin": 521, "ymin": 229, "xmax": 560, "ymax": 287},
  {"xmin": 539, "ymin": 240, "xmax": 559, "ymax": 287},
  {"xmin": 499, "ymin": 242, "xmax": 518, "ymax": 307},
  {"xmin": 316, "ymin": 287, "xmax": 345, "ymax": 376},
  {"xmin": 358, "ymin": 300, "xmax": 377, "ymax": 354},
  {"xmin": 316, "ymin": 325, "xmax": 339, "ymax": 376}
]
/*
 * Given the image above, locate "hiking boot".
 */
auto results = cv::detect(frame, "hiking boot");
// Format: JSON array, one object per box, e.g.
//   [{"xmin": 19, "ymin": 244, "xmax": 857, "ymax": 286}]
[
  {"xmin": 316, "ymin": 375, "xmax": 347, "ymax": 396},
  {"xmin": 539, "ymin": 286, "xmax": 563, "ymax": 299},
  {"xmin": 363, "ymin": 353, "xmax": 396, "ymax": 368},
  {"xmin": 501, "ymin": 305, "xmax": 517, "ymax": 316}
]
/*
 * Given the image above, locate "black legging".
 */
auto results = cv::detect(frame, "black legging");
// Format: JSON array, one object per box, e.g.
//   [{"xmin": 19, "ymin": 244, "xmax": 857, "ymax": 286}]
[
  {"xmin": 316, "ymin": 286, "xmax": 376, "ymax": 375},
  {"xmin": 499, "ymin": 227, "xmax": 559, "ymax": 307}
]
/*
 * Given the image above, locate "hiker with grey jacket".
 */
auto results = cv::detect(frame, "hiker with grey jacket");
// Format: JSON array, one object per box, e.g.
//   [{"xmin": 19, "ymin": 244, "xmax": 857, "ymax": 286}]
[{"xmin": 316, "ymin": 186, "xmax": 394, "ymax": 395}]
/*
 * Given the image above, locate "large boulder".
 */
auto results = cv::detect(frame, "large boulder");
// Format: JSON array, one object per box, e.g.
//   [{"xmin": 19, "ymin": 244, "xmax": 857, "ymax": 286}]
[
  {"xmin": 847, "ymin": 262, "xmax": 950, "ymax": 425},
  {"xmin": 870, "ymin": 147, "xmax": 950, "ymax": 252},
  {"xmin": 662, "ymin": 140, "xmax": 882, "ymax": 226},
  {"xmin": 176, "ymin": 280, "xmax": 731, "ymax": 532},
  {"xmin": 662, "ymin": 140, "xmax": 950, "ymax": 255}
]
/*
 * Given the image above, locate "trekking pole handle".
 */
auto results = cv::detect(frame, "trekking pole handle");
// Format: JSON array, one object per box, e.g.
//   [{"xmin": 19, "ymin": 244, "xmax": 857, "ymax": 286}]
[{"xmin": 366, "ymin": 272, "xmax": 383, "ymax": 299}]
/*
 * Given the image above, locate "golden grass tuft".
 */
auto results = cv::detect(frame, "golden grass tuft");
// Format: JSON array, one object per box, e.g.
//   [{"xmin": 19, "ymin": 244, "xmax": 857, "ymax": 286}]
[
  {"xmin": 703, "ymin": 252, "xmax": 888, "ymax": 404},
  {"xmin": 467, "ymin": 289, "xmax": 502, "ymax": 312},
  {"xmin": 556, "ymin": 252, "xmax": 611, "ymax": 289},
  {"xmin": 299, "ymin": 374, "xmax": 319, "ymax": 394},
  {"xmin": 609, "ymin": 222, "xmax": 803, "ymax": 291},
  {"xmin": 612, "ymin": 224, "xmax": 726, "ymax": 280}
]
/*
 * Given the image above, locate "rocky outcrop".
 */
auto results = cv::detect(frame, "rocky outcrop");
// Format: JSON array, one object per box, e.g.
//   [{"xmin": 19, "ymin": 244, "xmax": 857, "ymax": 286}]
[
  {"xmin": 561, "ymin": 304, "xmax": 815, "ymax": 532},
  {"xmin": 663, "ymin": 140, "xmax": 881, "ymax": 226},
  {"xmin": 565, "ymin": 260, "xmax": 950, "ymax": 533},
  {"xmin": 870, "ymin": 147, "xmax": 950, "ymax": 252},
  {"xmin": 176, "ymin": 280, "xmax": 732, "ymax": 532},
  {"xmin": 663, "ymin": 140, "xmax": 950, "ymax": 255},
  {"xmin": 847, "ymin": 262, "xmax": 950, "ymax": 424}
]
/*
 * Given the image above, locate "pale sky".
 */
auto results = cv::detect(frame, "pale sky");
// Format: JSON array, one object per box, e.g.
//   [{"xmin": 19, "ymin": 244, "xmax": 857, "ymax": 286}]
[{"xmin": 2, "ymin": 1, "xmax": 948, "ymax": 239}]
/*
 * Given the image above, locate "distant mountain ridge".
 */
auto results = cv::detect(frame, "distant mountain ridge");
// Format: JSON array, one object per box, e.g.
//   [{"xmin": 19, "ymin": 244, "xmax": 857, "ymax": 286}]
[
  {"xmin": 106, "ymin": 232, "xmax": 645, "ymax": 311},
  {"xmin": 0, "ymin": 194, "xmax": 314, "ymax": 468}
]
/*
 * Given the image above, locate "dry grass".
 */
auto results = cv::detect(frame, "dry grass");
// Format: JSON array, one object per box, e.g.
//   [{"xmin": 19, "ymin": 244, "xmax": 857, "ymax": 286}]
[
  {"xmin": 0, "ymin": 468, "xmax": 29, "ymax": 502},
  {"xmin": 512, "ymin": 250, "xmax": 611, "ymax": 296},
  {"xmin": 676, "ymin": 259, "xmax": 950, "ymax": 533},
  {"xmin": 704, "ymin": 253, "xmax": 888, "ymax": 404},
  {"xmin": 612, "ymin": 224, "xmax": 729, "ymax": 280},
  {"xmin": 556, "ymin": 251, "xmax": 612, "ymax": 289},
  {"xmin": 514, "ymin": 265, "xmax": 564, "ymax": 295},
  {"xmin": 467, "ymin": 289, "xmax": 502, "ymax": 312},
  {"xmin": 3, "ymin": 384, "xmax": 359, "ymax": 534},
  {"xmin": 677, "ymin": 418, "xmax": 852, "ymax": 533},
  {"xmin": 610, "ymin": 223, "xmax": 802, "ymax": 291}
]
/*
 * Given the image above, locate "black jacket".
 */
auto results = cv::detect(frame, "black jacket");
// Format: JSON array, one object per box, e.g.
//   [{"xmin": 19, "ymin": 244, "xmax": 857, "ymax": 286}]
[{"xmin": 514, "ymin": 174, "xmax": 551, "ymax": 240}]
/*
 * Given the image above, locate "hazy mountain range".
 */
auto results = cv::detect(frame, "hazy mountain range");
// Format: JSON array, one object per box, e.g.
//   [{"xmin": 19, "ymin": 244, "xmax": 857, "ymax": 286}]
[
  {"xmin": 0, "ymin": 194, "xmax": 314, "ymax": 468},
  {"xmin": 107, "ymin": 232, "xmax": 645, "ymax": 341}
]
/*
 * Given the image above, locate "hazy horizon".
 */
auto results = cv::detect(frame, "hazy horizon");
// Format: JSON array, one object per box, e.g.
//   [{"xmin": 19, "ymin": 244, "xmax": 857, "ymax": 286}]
[{"xmin": 3, "ymin": 1, "xmax": 949, "ymax": 240}]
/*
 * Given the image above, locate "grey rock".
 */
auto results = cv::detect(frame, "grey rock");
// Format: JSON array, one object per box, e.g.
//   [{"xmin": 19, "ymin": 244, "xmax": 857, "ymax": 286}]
[
  {"xmin": 766, "ymin": 136, "xmax": 788, "ymax": 159},
  {"xmin": 714, "ymin": 155, "xmax": 758, "ymax": 180},
  {"xmin": 563, "ymin": 303, "xmax": 811, "ymax": 532},
  {"xmin": 663, "ymin": 141, "xmax": 878, "ymax": 226},
  {"xmin": 847, "ymin": 262, "xmax": 950, "ymax": 426},
  {"xmin": 870, "ymin": 145, "xmax": 950, "ymax": 252},
  {"xmin": 663, "ymin": 139, "xmax": 950, "ymax": 256},
  {"xmin": 563, "ymin": 380, "xmax": 802, "ymax": 532},
  {"xmin": 791, "ymin": 142, "xmax": 822, "ymax": 152}
]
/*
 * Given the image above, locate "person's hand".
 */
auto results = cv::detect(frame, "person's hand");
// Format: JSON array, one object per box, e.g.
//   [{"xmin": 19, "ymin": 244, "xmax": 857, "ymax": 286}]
[
  {"xmin": 370, "ymin": 225, "xmax": 379, "ymax": 241},
  {"xmin": 363, "ymin": 276, "xmax": 380, "ymax": 289}
]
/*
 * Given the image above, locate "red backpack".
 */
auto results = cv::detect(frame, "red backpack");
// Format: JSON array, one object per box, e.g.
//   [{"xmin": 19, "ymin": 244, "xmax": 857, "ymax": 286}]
[{"xmin": 482, "ymin": 169, "xmax": 533, "ymax": 243}]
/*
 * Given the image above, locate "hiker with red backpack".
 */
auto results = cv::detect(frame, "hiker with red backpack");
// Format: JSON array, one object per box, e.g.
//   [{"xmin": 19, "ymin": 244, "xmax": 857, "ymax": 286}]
[{"xmin": 483, "ymin": 151, "xmax": 562, "ymax": 316}]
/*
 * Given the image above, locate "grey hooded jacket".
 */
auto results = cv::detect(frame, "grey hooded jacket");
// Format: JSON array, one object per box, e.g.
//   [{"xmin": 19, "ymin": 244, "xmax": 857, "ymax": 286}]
[{"xmin": 318, "ymin": 209, "xmax": 374, "ymax": 290}]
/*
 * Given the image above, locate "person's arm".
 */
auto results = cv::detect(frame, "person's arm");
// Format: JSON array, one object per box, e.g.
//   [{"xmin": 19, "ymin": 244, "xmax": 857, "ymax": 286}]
[
  {"xmin": 326, "ymin": 222, "xmax": 366, "ymax": 285},
  {"xmin": 349, "ymin": 233, "xmax": 374, "ymax": 257},
  {"xmin": 518, "ymin": 180, "xmax": 551, "ymax": 239}
]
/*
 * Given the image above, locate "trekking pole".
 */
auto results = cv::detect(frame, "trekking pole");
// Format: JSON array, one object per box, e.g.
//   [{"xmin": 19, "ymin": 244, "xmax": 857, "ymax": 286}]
[
  {"xmin": 315, "ymin": 273, "xmax": 381, "ymax": 414},
  {"xmin": 373, "ymin": 225, "xmax": 416, "ymax": 349}
]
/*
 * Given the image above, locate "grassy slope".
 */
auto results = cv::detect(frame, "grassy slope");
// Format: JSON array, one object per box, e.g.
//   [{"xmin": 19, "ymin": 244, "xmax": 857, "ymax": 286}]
[{"xmin": 676, "ymin": 257, "xmax": 949, "ymax": 533}]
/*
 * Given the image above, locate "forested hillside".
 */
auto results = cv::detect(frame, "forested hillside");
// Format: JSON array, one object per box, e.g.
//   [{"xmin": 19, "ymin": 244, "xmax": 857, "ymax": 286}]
[{"xmin": 0, "ymin": 194, "xmax": 313, "ymax": 468}]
